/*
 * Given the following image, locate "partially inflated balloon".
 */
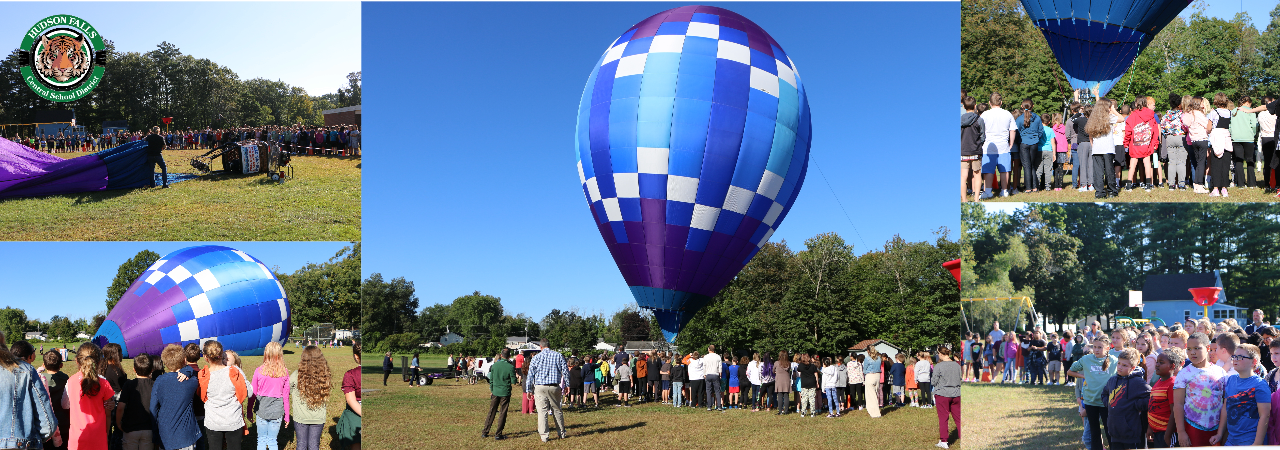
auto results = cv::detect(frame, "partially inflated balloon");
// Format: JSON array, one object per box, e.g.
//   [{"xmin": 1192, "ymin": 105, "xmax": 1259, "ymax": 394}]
[
  {"xmin": 93, "ymin": 245, "xmax": 291, "ymax": 358},
  {"xmin": 1021, "ymin": 0, "xmax": 1191, "ymax": 96},
  {"xmin": 575, "ymin": 6, "xmax": 810, "ymax": 341}
]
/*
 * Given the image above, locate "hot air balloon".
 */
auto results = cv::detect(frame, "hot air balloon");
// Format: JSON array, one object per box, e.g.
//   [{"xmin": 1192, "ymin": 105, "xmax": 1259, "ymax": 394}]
[
  {"xmin": 575, "ymin": 6, "xmax": 810, "ymax": 341},
  {"xmin": 1, "ymin": 137, "xmax": 154, "ymax": 199},
  {"xmin": 93, "ymin": 245, "xmax": 291, "ymax": 358},
  {"xmin": 1020, "ymin": 0, "xmax": 1192, "ymax": 97}
]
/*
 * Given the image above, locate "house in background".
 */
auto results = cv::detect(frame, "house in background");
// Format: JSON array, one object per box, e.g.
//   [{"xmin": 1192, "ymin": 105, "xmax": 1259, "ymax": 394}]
[
  {"xmin": 1140, "ymin": 271, "xmax": 1245, "ymax": 327},
  {"xmin": 25, "ymin": 331, "xmax": 47, "ymax": 341},
  {"xmin": 505, "ymin": 336, "xmax": 530, "ymax": 350},
  {"xmin": 847, "ymin": 339, "xmax": 902, "ymax": 361},
  {"xmin": 439, "ymin": 331, "xmax": 464, "ymax": 346}
]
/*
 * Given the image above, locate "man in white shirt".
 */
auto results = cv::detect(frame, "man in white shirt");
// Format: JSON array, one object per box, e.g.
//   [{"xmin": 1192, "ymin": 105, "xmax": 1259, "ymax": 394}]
[
  {"xmin": 988, "ymin": 321, "xmax": 1005, "ymax": 346},
  {"xmin": 702, "ymin": 345, "xmax": 725, "ymax": 411},
  {"xmin": 980, "ymin": 92, "xmax": 1018, "ymax": 198}
]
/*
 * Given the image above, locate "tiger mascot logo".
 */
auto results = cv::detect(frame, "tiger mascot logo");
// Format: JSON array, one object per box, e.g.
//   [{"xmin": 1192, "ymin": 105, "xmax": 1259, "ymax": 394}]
[{"xmin": 34, "ymin": 34, "xmax": 90, "ymax": 83}]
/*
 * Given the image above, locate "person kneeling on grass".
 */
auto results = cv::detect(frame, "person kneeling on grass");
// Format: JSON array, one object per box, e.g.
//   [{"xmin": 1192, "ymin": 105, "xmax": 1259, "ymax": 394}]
[
  {"xmin": 1210, "ymin": 343, "xmax": 1271, "ymax": 446},
  {"xmin": 1104, "ymin": 348, "xmax": 1151, "ymax": 450}
]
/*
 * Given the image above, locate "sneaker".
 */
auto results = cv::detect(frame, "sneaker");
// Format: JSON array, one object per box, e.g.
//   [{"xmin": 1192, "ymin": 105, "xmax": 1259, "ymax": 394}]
[
  {"xmin": 1169, "ymin": 184, "xmax": 1177, "ymax": 191},
  {"xmin": 936, "ymin": 441, "xmax": 950, "ymax": 449},
  {"xmin": 1223, "ymin": 189, "xmax": 1229, "ymax": 198},
  {"xmin": 1194, "ymin": 185, "xmax": 1209, "ymax": 194},
  {"xmin": 1078, "ymin": 186, "xmax": 1088, "ymax": 192},
  {"xmin": 999, "ymin": 189, "xmax": 1009, "ymax": 197},
  {"xmin": 1209, "ymin": 189, "xmax": 1220, "ymax": 197},
  {"xmin": 826, "ymin": 414, "xmax": 835, "ymax": 418},
  {"xmin": 911, "ymin": 402, "xmax": 919, "ymax": 407},
  {"xmin": 542, "ymin": 436, "xmax": 549, "ymax": 443}
]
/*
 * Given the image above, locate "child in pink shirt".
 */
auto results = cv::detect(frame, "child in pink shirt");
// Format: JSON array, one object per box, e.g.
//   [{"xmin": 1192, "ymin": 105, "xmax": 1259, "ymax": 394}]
[{"xmin": 64, "ymin": 343, "xmax": 114, "ymax": 450}]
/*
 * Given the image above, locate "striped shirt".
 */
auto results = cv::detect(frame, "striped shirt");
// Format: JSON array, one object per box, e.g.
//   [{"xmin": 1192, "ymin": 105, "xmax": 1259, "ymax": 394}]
[
  {"xmin": 1149, "ymin": 376, "xmax": 1173, "ymax": 431},
  {"xmin": 525, "ymin": 348, "xmax": 569, "ymax": 392}
]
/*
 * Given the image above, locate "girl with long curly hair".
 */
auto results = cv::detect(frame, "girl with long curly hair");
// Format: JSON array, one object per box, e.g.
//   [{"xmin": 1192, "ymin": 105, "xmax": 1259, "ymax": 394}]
[
  {"xmin": 291, "ymin": 346, "xmax": 331, "ymax": 450},
  {"xmin": 66, "ymin": 342, "xmax": 114, "ymax": 450}
]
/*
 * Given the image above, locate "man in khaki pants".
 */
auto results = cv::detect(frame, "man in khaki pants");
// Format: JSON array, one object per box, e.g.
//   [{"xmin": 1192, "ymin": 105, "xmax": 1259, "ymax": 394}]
[{"xmin": 524, "ymin": 339, "xmax": 568, "ymax": 442}]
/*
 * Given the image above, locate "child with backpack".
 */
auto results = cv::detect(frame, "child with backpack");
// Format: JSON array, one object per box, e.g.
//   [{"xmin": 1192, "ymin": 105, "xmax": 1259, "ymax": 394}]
[{"xmin": 1125, "ymin": 97, "xmax": 1160, "ymax": 191}]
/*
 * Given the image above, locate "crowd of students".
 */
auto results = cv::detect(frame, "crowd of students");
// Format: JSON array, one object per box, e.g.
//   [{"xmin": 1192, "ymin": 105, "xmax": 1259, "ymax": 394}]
[
  {"xmin": 0, "ymin": 331, "xmax": 362, "ymax": 450},
  {"xmin": 965, "ymin": 312, "xmax": 1280, "ymax": 448},
  {"xmin": 4, "ymin": 124, "xmax": 361, "ymax": 157},
  {"xmin": 961, "ymin": 90, "xmax": 1280, "ymax": 201},
  {"xmin": 442, "ymin": 341, "xmax": 961, "ymax": 448}
]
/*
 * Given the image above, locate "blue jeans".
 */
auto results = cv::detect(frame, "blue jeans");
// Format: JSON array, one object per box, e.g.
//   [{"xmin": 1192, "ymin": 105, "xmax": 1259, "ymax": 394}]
[
  {"xmin": 149, "ymin": 153, "xmax": 168, "ymax": 186},
  {"xmin": 672, "ymin": 381, "xmax": 684, "ymax": 407},
  {"xmin": 823, "ymin": 388, "xmax": 840, "ymax": 413},
  {"xmin": 1003, "ymin": 362, "xmax": 1016, "ymax": 382},
  {"xmin": 256, "ymin": 417, "xmax": 282, "ymax": 450}
]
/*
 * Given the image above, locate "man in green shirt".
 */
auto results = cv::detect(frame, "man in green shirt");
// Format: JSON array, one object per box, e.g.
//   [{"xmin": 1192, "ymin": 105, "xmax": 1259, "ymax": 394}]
[{"xmin": 483, "ymin": 349, "xmax": 518, "ymax": 440}]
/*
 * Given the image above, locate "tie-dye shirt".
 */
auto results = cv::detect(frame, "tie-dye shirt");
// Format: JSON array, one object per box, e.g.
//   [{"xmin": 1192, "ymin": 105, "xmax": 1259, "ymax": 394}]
[{"xmin": 1173, "ymin": 363, "xmax": 1229, "ymax": 431}]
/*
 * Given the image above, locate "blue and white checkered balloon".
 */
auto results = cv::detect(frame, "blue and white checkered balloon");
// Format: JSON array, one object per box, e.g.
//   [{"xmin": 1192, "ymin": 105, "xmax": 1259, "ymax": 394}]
[{"xmin": 575, "ymin": 6, "xmax": 810, "ymax": 341}]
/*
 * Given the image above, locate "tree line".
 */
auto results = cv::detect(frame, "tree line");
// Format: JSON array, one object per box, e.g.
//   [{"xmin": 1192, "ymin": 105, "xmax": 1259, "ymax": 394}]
[
  {"xmin": 963, "ymin": 0, "xmax": 1280, "ymax": 114},
  {"xmin": 961, "ymin": 203, "xmax": 1280, "ymax": 334},
  {"xmin": 362, "ymin": 230, "xmax": 960, "ymax": 357},
  {"xmin": 0, "ymin": 40, "xmax": 360, "ymax": 133}
]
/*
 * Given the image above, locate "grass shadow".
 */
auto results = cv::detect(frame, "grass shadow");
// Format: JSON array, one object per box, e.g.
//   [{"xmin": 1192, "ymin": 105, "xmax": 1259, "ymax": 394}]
[{"xmin": 577, "ymin": 421, "xmax": 646, "ymax": 435}]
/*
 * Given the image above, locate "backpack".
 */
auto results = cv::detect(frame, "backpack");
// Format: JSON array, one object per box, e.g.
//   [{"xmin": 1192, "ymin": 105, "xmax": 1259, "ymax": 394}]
[{"xmin": 1132, "ymin": 120, "xmax": 1154, "ymax": 148}]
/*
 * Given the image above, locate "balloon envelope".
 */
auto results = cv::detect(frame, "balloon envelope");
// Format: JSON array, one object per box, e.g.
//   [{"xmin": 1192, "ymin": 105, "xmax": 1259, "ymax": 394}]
[
  {"xmin": 1020, "ymin": 0, "xmax": 1191, "ymax": 96},
  {"xmin": 93, "ymin": 245, "xmax": 291, "ymax": 358},
  {"xmin": 575, "ymin": 6, "xmax": 811, "ymax": 341}
]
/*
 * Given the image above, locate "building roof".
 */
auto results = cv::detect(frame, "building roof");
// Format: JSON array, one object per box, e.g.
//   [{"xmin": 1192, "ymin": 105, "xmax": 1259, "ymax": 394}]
[
  {"xmin": 1143, "ymin": 272, "xmax": 1226, "ymax": 303},
  {"xmin": 33, "ymin": 110, "xmax": 75, "ymax": 123},
  {"xmin": 322, "ymin": 105, "xmax": 361, "ymax": 114},
  {"xmin": 506, "ymin": 336, "xmax": 529, "ymax": 343},
  {"xmin": 102, "ymin": 120, "xmax": 128, "ymax": 129},
  {"xmin": 847, "ymin": 339, "xmax": 902, "ymax": 351}
]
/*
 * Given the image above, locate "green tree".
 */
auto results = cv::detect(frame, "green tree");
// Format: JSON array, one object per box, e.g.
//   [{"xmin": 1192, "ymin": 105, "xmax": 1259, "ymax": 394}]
[
  {"xmin": 106, "ymin": 250, "xmax": 160, "ymax": 312},
  {"xmin": 0, "ymin": 308, "xmax": 28, "ymax": 342},
  {"xmin": 361, "ymin": 273, "xmax": 419, "ymax": 351},
  {"xmin": 448, "ymin": 291, "xmax": 504, "ymax": 340}
]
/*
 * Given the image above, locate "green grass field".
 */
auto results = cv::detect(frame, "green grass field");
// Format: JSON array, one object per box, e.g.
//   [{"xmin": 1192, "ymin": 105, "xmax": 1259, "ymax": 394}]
[
  {"xmin": 0, "ymin": 148, "xmax": 360, "ymax": 240},
  {"xmin": 963, "ymin": 382, "xmax": 1083, "ymax": 450},
  {"xmin": 45, "ymin": 344, "xmax": 360, "ymax": 450},
  {"xmin": 362, "ymin": 354, "xmax": 948, "ymax": 449},
  {"xmin": 975, "ymin": 168, "xmax": 1280, "ymax": 203}
]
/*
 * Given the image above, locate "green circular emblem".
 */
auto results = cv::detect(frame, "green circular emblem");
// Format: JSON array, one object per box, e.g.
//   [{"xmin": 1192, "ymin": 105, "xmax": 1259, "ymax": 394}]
[{"xmin": 18, "ymin": 14, "xmax": 106, "ymax": 102}]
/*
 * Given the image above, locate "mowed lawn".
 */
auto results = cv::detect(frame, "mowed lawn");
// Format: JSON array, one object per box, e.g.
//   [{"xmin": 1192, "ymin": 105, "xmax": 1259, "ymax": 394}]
[
  {"xmin": 0, "ymin": 148, "xmax": 360, "ymax": 240},
  {"xmin": 963, "ymin": 382, "xmax": 1083, "ymax": 450},
  {"xmin": 42, "ymin": 343, "xmax": 360, "ymax": 450},
  {"xmin": 362, "ymin": 355, "xmax": 946, "ymax": 449},
  {"xmin": 977, "ymin": 168, "xmax": 1280, "ymax": 203}
]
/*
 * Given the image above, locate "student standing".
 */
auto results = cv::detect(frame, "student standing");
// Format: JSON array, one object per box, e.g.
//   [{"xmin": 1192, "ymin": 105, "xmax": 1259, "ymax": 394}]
[
  {"xmin": 524, "ymin": 339, "xmax": 568, "ymax": 442},
  {"xmin": 702, "ymin": 346, "xmax": 724, "ymax": 411},
  {"xmin": 1124, "ymin": 97, "xmax": 1160, "ymax": 190},
  {"xmin": 916, "ymin": 352, "xmax": 933, "ymax": 408},
  {"xmin": 197, "ymin": 341, "xmax": 246, "ymax": 450},
  {"xmin": 250, "ymin": 342, "xmax": 290, "ymax": 450},
  {"xmin": 1173, "ymin": 332, "xmax": 1228, "ymax": 447},
  {"xmin": 1104, "ymin": 349, "xmax": 1152, "ymax": 450},
  {"xmin": 150, "ymin": 345, "xmax": 199, "ymax": 450},
  {"xmin": 820, "ymin": 357, "xmax": 840, "ymax": 417},
  {"xmin": 1149, "ymin": 348, "xmax": 1185, "ymax": 448},
  {"xmin": 1016, "ymin": 99, "xmax": 1043, "ymax": 193},
  {"xmin": 0, "ymin": 332, "xmax": 60, "ymax": 450},
  {"xmin": 961, "ymin": 96, "xmax": 986, "ymax": 202},
  {"xmin": 115, "ymin": 354, "xmax": 155, "ymax": 450},
  {"xmin": 980, "ymin": 92, "xmax": 1017, "ymax": 198},
  {"xmin": 42, "ymin": 350, "xmax": 70, "ymax": 450},
  {"xmin": 1231, "ymin": 97, "xmax": 1260, "ymax": 189},
  {"xmin": 773, "ymin": 351, "xmax": 793, "ymax": 415},
  {"xmin": 796, "ymin": 355, "xmax": 818, "ymax": 417},
  {"xmin": 1086, "ymin": 100, "xmax": 1120, "ymax": 199},
  {"xmin": 290, "ymin": 346, "xmax": 329, "ymax": 450},
  {"xmin": 932, "ymin": 347, "xmax": 962, "ymax": 449},
  {"xmin": 1067, "ymin": 336, "xmax": 1119, "ymax": 450},
  {"xmin": 65, "ymin": 343, "xmax": 115, "ymax": 450},
  {"xmin": 1210, "ymin": 344, "xmax": 1271, "ymax": 446}
]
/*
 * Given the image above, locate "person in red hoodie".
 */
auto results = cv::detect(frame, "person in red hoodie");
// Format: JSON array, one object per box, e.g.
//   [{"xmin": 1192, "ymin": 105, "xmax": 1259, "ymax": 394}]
[{"xmin": 1124, "ymin": 97, "xmax": 1160, "ymax": 191}]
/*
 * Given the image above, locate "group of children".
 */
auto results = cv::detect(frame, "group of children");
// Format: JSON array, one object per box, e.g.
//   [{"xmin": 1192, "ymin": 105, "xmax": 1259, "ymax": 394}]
[
  {"xmin": 961, "ymin": 90, "xmax": 1280, "ymax": 201},
  {"xmin": 967, "ymin": 317, "xmax": 1280, "ymax": 448},
  {"xmin": 3, "ymin": 330, "xmax": 362, "ymax": 450}
]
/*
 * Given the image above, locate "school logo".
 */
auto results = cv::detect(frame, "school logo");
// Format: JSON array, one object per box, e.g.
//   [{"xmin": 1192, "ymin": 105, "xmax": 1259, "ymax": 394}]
[{"xmin": 16, "ymin": 15, "xmax": 106, "ymax": 102}]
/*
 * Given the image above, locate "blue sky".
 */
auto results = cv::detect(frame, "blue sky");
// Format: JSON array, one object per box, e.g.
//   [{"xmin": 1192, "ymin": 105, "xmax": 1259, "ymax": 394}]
[
  {"xmin": 0, "ymin": 242, "xmax": 353, "ymax": 322},
  {"xmin": 362, "ymin": 2, "xmax": 960, "ymax": 321},
  {"xmin": 0, "ymin": 2, "xmax": 360, "ymax": 96},
  {"xmin": 1200, "ymin": 0, "xmax": 1277, "ymax": 30}
]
